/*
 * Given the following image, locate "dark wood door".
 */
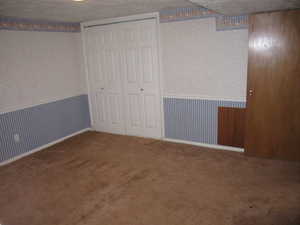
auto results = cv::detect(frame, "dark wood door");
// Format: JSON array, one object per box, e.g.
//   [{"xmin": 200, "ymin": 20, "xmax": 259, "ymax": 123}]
[{"xmin": 245, "ymin": 10, "xmax": 300, "ymax": 161}]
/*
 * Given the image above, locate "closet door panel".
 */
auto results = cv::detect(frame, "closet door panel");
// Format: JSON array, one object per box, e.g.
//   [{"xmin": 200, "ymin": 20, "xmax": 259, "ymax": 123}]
[
  {"xmin": 144, "ymin": 94, "xmax": 157, "ymax": 127},
  {"xmin": 102, "ymin": 47, "xmax": 125, "ymax": 134},
  {"xmin": 127, "ymin": 93, "xmax": 144, "ymax": 135},
  {"xmin": 125, "ymin": 48, "xmax": 140, "ymax": 84},
  {"xmin": 121, "ymin": 19, "xmax": 162, "ymax": 138},
  {"xmin": 93, "ymin": 91, "xmax": 107, "ymax": 131},
  {"xmin": 86, "ymin": 29, "xmax": 108, "ymax": 130},
  {"xmin": 139, "ymin": 21, "xmax": 161, "ymax": 138},
  {"xmin": 141, "ymin": 46, "xmax": 154, "ymax": 83},
  {"xmin": 102, "ymin": 27, "xmax": 125, "ymax": 134},
  {"xmin": 85, "ymin": 27, "xmax": 125, "ymax": 134},
  {"xmin": 103, "ymin": 49, "xmax": 122, "ymax": 90},
  {"xmin": 86, "ymin": 30, "xmax": 106, "ymax": 89},
  {"xmin": 140, "ymin": 41, "xmax": 160, "ymax": 137},
  {"xmin": 123, "ymin": 46, "xmax": 144, "ymax": 136},
  {"xmin": 105, "ymin": 93, "xmax": 124, "ymax": 134}
]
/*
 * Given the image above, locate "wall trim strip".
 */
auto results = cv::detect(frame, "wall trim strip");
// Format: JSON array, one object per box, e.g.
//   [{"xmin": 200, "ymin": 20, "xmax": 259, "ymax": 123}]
[
  {"xmin": 0, "ymin": 94, "xmax": 87, "ymax": 115},
  {"xmin": 163, "ymin": 94, "xmax": 246, "ymax": 102},
  {"xmin": 164, "ymin": 138, "xmax": 244, "ymax": 153},
  {"xmin": 0, "ymin": 128, "xmax": 91, "ymax": 167},
  {"xmin": 0, "ymin": 16, "xmax": 81, "ymax": 32}
]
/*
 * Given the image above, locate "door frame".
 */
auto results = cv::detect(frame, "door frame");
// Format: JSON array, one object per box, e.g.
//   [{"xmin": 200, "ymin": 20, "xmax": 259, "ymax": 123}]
[{"xmin": 80, "ymin": 12, "xmax": 165, "ymax": 139}]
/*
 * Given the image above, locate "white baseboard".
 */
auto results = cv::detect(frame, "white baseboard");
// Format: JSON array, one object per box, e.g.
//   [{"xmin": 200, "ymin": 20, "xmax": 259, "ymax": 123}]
[
  {"xmin": 163, "ymin": 138, "xmax": 244, "ymax": 153},
  {"xmin": 0, "ymin": 128, "xmax": 91, "ymax": 167}
]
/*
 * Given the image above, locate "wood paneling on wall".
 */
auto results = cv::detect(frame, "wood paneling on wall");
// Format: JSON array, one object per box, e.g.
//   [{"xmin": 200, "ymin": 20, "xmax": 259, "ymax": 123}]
[{"xmin": 218, "ymin": 107, "xmax": 245, "ymax": 148}]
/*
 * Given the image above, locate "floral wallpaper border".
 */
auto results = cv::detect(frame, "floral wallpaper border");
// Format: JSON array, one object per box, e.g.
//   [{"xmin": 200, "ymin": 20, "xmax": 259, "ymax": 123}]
[
  {"xmin": 0, "ymin": 8, "xmax": 248, "ymax": 32},
  {"xmin": 0, "ymin": 17, "xmax": 81, "ymax": 32},
  {"xmin": 160, "ymin": 7, "xmax": 248, "ymax": 31},
  {"xmin": 160, "ymin": 7, "xmax": 218, "ymax": 23},
  {"xmin": 216, "ymin": 15, "xmax": 248, "ymax": 31}
]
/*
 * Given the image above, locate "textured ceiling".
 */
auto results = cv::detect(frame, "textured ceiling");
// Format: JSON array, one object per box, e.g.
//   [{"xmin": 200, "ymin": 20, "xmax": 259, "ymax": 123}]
[
  {"xmin": 0, "ymin": 0, "xmax": 196, "ymax": 22},
  {"xmin": 1, "ymin": 0, "xmax": 300, "ymax": 22},
  {"xmin": 190, "ymin": 0, "xmax": 300, "ymax": 15}
]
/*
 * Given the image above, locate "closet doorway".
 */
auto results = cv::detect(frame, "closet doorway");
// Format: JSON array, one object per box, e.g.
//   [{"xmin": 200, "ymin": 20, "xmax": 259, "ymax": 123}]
[{"xmin": 82, "ymin": 14, "xmax": 163, "ymax": 139}]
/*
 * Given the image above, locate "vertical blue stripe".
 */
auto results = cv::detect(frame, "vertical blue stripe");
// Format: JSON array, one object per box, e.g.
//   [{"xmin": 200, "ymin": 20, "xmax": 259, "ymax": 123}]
[
  {"xmin": 164, "ymin": 97, "xmax": 246, "ymax": 145},
  {"xmin": 0, "ymin": 95, "xmax": 91, "ymax": 163}
]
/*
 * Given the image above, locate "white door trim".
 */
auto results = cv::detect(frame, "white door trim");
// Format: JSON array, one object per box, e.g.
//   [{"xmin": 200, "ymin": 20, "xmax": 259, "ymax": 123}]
[
  {"xmin": 80, "ymin": 24, "xmax": 95, "ymax": 129},
  {"xmin": 156, "ymin": 13, "xmax": 166, "ymax": 140}
]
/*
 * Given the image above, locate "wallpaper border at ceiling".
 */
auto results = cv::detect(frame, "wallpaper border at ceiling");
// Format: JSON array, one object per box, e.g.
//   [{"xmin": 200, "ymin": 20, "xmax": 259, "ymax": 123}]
[
  {"xmin": 0, "ymin": 16, "xmax": 81, "ymax": 32},
  {"xmin": 159, "ymin": 7, "xmax": 218, "ymax": 23},
  {"xmin": 215, "ymin": 15, "xmax": 249, "ymax": 31},
  {"xmin": 0, "ymin": 8, "xmax": 248, "ymax": 32},
  {"xmin": 159, "ymin": 7, "xmax": 249, "ymax": 31}
]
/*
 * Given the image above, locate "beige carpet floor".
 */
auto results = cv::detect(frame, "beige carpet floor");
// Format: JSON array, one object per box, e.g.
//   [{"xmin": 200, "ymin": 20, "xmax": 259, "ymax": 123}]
[{"xmin": 0, "ymin": 131, "xmax": 299, "ymax": 225}]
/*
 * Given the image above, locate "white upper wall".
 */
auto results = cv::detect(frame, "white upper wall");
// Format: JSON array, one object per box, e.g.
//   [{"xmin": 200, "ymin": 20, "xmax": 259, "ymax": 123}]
[
  {"xmin": 0, "ymin": 16, "xmax": 248, "ymax": 115},
  {"xmin": 160, "ymin": 17, "xmax": 248, "ymax": 101},
  {"xmin": 0, "ymin": 30, "xmax": 86, "ymax": 114}
]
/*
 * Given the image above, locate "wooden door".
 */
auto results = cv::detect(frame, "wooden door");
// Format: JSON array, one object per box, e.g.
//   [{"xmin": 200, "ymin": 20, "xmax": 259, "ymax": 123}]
[
  {"xmin": 121, "ymin": 19, "xmax": 162, "ymax": 139},
  {"xmin": 245, "ymin": 10, "xmax": 300, "ymax": 161}
]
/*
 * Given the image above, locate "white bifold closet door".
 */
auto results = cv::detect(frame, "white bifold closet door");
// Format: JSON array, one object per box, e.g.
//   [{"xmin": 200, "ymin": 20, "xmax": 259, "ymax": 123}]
[
  {"xmin": 85, "ymin": 25, "xmax": 126, "ymax": 135},
  {"xmin": 84, "ymin": 18, "xmax": 162, "ymax": 138}
]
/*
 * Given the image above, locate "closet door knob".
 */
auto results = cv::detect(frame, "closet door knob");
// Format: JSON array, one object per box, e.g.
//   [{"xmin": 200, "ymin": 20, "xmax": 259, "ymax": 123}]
[
  {"xmin": 140, "ymin": 88, "xmax": 144, "ymax": 91},
  {"xmin": 101, "ymin": 87, "xmax": 104, "ymax": 90}
]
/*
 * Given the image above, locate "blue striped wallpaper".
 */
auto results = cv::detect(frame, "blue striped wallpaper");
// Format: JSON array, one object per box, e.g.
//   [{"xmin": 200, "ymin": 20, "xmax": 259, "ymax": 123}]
[
  {"xmin": 0, "ymin": 95, "xmax": 91, "ymax": 163},
  {"xmin": 1, "ymin": 95, "xmax": 244, "ymax": 163},
  {"xmin": 164, "ymin": 97, "xmax": 246, "ymax": 145}
]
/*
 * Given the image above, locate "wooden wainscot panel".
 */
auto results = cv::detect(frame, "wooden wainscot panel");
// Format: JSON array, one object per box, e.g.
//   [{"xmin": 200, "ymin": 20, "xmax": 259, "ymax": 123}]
[{"xmin": 218, "ymin": 107, "xmax": 246, "ymax": 148}]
